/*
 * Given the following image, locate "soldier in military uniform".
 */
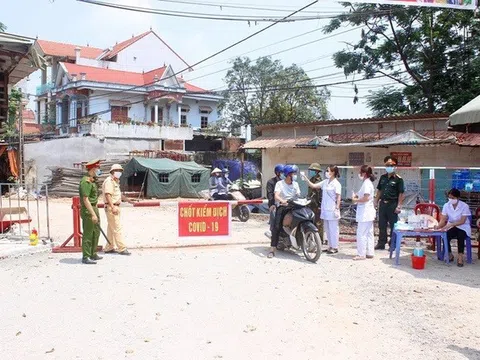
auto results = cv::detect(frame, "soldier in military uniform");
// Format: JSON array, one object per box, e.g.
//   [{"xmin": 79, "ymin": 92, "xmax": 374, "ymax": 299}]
[
  {"xmin": 374, "ymin": 156, "xmax": 405, "ymax": 250},
  {"xmin": 307, "ymin": 163, "xmax": 324, "ymax": 243},
  {"xmin": 79, "ymin": 159, "xmax": 103, "ymax": 264}
]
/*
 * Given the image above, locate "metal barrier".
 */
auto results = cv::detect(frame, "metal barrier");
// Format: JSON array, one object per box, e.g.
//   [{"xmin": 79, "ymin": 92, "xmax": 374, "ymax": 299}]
[
  {"xmin": 52, "ymin": 196, "xmax": 267, "ymax": 253},
  {"xmin": 0, "ymin": 183, "xmax": 52, "ymax": 244}
]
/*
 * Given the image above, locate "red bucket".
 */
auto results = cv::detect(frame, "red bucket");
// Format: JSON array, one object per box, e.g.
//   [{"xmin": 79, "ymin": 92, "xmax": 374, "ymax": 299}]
[{"xmin": 411, "ymin": 254, "xmax": 426, "ymax": 270}]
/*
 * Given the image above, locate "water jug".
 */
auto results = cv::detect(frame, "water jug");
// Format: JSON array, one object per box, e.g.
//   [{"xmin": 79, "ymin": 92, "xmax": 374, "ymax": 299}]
[{"xmin": 413, "ymin": 242, "xmax": 424, "ymax": 257}]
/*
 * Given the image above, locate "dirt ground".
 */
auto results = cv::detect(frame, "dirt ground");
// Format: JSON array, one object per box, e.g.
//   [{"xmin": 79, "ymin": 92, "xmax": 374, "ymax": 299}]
[{"xmin": 0, "ymin": 199, "xmax": 479, "ymax": 359}]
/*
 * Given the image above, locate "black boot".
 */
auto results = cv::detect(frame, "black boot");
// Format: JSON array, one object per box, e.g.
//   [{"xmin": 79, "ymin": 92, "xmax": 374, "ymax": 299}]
[{"xmin": 82, "ymin": 258, "xmax": 97, "ymax": 264}]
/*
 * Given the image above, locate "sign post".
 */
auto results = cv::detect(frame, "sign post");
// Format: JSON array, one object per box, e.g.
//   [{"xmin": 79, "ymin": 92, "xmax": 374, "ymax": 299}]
[{"xmin": 178, "ymin": 201, "xmax": 231, "ymax": 238}]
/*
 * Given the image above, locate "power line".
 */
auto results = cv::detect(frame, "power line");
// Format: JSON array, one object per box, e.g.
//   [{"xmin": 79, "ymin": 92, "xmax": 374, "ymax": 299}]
[
  {"xmin": 77, "ymin": 0, "xmax": 391, "ymax": 23},
  {"xmin": 59, "ymin": 0, "xmax": 321, "ymax": 122},
  {"xmin": 153, "ymin": 0, "xmax": 343, "ymax": 14},
  {"xmin": 85, "ymin": 0, "xmax": 320, "ymax": 103}
]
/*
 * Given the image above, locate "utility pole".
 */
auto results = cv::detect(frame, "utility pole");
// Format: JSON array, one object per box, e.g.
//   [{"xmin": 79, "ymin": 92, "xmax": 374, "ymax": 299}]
[{"xmin": 18, "ymin": 89, "xmax": 25, "ymax": 185}]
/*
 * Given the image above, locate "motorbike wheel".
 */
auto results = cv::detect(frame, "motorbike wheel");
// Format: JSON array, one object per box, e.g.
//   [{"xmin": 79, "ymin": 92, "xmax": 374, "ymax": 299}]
[
  {"xmin": 237, "ymin": 205, "xmax": 250, "ymax": 222},
  {"xmin": 301, "ymin": 230, "xmax": 321, "ymax": 263}
]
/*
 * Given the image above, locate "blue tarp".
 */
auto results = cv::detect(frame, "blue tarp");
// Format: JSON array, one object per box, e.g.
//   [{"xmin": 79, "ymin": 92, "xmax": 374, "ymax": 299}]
[{"xmin": 212, "ymin": 159, "xmax": 259, "ymax": 182}]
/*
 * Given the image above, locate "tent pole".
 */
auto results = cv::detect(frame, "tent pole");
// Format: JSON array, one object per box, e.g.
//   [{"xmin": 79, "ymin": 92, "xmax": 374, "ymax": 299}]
[
  {"xmin": 137, "ymin": 170, "xmax": 148, "ymax": 201},
  {"xmin": 240, "ymin": 150, "xmax": 245, "ymax": 186}
]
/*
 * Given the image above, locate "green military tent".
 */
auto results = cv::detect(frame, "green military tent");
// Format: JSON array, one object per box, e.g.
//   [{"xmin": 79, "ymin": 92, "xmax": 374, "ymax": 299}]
[{"xmin": 121, "ymin": 157, "xmax": 210, "ymax": 198}]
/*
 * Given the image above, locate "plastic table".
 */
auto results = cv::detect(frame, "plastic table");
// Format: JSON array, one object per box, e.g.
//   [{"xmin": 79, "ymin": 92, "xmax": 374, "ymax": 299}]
[{"xmin": 389, "ymin": 229, "xmax": 449, "ymax": 265}]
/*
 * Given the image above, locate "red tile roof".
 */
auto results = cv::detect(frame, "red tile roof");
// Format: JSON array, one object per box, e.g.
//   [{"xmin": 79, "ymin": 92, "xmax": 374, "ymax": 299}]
[
  {"xmin": 23, "ymin": 123, "xmax": 42, "ymax": 135},
  {"xmin": 22, "ymin": 109, "xmax": 35, "ymax": 123},
  {"xmin": 61, "ymin": 63, "xmax": 203, "ymax": 90},
  {"xmin": 143, "ymin": 67, "xmax": 167, "ymax": 85},
  {"xmin": 100, "ymin": 31, "xmax": 151, "ymax": 60},
  {"xmin": 36, "ymin": 40, "xmax": 104, "ymax": 59}
]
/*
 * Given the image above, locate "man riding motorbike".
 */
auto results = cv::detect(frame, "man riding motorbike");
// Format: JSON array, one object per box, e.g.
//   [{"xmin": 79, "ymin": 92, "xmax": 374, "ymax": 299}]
[
  {"xmin": 265, "ymin": 164, "xmax": 284, "ymax": 237},
  {"xmin": 268, "ymin": 164, "xmax": 301, "ymax": 258}
]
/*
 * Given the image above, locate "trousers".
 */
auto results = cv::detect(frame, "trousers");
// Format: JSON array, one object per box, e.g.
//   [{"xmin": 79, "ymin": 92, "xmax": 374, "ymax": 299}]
[
  {"xmin": 324, "ymin": 219, "xmax": 339, "ymax": 249},
  {"xmin": 271, "ymin": 206, "xmax": 289, "ymax": 248},
  {"xmin": 378, "ymin": 200, "xmax": 398, "ymax": 246},
  {"xmin": 81, "ymin": 207, "xmax": 100, "ymax": 259},
  {"xmin": 104, "ymin": 207, "xmax": 127, "ymax": 252},
  {"xmin": 447, "ymin": 226, "xmax": 467, "ymax": 254},
  {"xmin": 356, "ymin": 221, "xmax": 374, "ymax": 257},
  {"xmin": 309, "ymin": 205, "xmax": 324, "ymax": 242}
]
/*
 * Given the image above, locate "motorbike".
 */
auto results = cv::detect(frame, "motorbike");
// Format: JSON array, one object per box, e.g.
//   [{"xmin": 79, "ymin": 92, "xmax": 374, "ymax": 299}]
[
  {"xmin": 199, "ymin": 185, "xmax": 250, "ymax": 222},
  {"xmin": 265, "ymin": 198, "xmax": 322, "ymax": 263}
]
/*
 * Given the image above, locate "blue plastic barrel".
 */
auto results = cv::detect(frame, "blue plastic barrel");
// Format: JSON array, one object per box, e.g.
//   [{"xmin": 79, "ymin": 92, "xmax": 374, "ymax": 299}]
[{"xmin": 472, "ymin": 172, "xmax": 480, "ymax": 192}]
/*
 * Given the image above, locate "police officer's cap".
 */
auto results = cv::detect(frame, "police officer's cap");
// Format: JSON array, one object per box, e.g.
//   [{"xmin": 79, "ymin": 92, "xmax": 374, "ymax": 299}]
[
  {"xmin": 308, "ymin": 163, "xmax": 322, "ymax": 171},
  {"xmin": 85, "ymin": 159, "xmax": 101, "ymax": 170}
]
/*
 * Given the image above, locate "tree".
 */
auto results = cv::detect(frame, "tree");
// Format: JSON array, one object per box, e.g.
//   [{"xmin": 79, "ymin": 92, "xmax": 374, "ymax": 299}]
[
  {"xmin": 0, "ymin": 88, "xmax": 21, "ymax": 140},
  {"xmin": 0, "ymin": 22, "xmax": 6, "ymax": 32},
  {"xmin": 324, "ymin": 4, "xmax": 480, "ymax": 116},
  {"xmin": 219, "ymin": 57, "xmax": 330, "ymax": 132}
]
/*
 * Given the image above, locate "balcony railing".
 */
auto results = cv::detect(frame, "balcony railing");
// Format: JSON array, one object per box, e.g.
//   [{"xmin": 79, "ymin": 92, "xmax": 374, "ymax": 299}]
[
  {"xmin": 83, "ymin": 121, "xmax": 193, "ymax": 140},
  {"xmin": 36, "ymin": 83, "xmax": 55, "ymax": 96}
]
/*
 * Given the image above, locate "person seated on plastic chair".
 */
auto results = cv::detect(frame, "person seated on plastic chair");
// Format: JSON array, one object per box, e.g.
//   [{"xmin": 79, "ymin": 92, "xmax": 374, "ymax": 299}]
[
  {"xmin": 267, "ymin": 165, "xmax": 301, "ymax": 259},
  {"xmin": 435, "ymin": 188, "xmax": 472, "ymax": 267}
]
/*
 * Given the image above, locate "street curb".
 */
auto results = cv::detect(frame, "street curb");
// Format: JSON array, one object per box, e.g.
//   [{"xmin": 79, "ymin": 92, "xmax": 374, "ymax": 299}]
[{"xmin": 0, "ymin": 243, "xmax": 54, "ymax": 260}]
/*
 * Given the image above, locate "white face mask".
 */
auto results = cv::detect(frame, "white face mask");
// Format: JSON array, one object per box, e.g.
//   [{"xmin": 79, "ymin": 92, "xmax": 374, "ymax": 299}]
[
  {"xmin": 448, "ymin": 198, "xmax": 458, "ymax": 205},
  {"xmin": 325, "ymin": 172, "xmax": 331, "ymax": 179},
  {"xmin": 358, "ymin": 174, "xmax": 364, "ymax": 180},
  {"xmin": 113, "ymin": 171, "xmax": 122, "ymax": 179}
]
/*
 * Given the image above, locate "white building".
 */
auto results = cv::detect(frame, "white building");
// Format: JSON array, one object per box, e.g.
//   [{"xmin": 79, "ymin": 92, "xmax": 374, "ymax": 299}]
[{"xmin": 33, "ymin": 30, "xmax": 222, "ymax": 151}]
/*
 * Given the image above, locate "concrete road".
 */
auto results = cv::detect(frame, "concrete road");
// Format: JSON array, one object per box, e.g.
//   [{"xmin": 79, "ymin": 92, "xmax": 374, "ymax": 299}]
[{"xmin": 1, "ymin": 244, "xmax": 479, "ymax": 360}]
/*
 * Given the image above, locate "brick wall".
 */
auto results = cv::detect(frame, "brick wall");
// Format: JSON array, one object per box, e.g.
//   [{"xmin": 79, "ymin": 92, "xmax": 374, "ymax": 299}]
[{"xmin": 164, "ymin": 140, "xmax": 184, "ymax": 151}]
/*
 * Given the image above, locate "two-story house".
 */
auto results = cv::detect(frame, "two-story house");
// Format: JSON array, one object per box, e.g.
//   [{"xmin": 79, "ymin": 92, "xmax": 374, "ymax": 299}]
[{"xmin": 33, "ymin": 30, "xmax": 222, "ymax": 151}]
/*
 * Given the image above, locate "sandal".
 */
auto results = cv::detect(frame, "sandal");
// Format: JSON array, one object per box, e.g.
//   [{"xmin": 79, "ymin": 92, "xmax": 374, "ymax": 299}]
[
  {"xmin": 327, "ymin": 249, "xmax": 338, "ymax": 255},
  {"xmin": 267, "ymin": 251, "xmax": 275, "ymax": 258},
  {"xmin": 449, "ymin": 254, "xmax": 454, "ymax": 262},
  {"xmin": 366, "ymin": 255, "xmax": 374, "ymax": 259},
  {"xmin": 457, "ymin": 255, "xmax": 464, "ymax": 267},
  {"xmin": 353, "ymin": 256, "xmax": 366, "ymax": 261}
]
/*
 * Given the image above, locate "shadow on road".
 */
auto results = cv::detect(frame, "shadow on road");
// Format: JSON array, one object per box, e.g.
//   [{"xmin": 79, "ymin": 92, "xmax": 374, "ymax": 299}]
[
  {"xmin": 447, "ymin": 345, "xmax": 480, "ymax": 360},
  {"xmin": 380, "ymin": 252, "xmax": 480, "ymax": 289},
  {"xmin": 244, "ymin": 245, "xmax": 317, "ymax": 265},
  {"xmin": 59, "ymin": 258, "xmax": 82, "ymax": 265}
]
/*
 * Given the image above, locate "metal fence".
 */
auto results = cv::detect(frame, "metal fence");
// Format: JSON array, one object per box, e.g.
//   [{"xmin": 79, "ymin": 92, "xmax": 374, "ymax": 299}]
[{"xmin": 0, "ymin": 183, "xmax": 51, "ymax": 243}]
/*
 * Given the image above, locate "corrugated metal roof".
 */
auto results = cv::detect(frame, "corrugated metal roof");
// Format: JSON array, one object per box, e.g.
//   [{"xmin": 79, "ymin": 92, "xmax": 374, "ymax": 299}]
[
  {"xmin": 242, "ymin": 131, "xmax": 480, "ymax": 149},
  {"xmin": 242, "ymin": 136, "xmax": 312, "ymax": 149},
  {"xmin": 255, "ymin": 113, "xmax": 450, "ymax": 132}
]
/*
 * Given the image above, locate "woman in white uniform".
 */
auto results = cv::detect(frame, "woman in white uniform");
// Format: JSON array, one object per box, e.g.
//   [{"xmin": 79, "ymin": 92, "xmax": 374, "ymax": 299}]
[
  {"xmin": 352, "ymin": 165, "xmax": 376, "ymax": 260},
  {"xmin": 303, "ymin": 165, "xmax": 342, "ymax": 254},
  {"xmin": 435, "ymin": 188, "xmax": 471, "ymax": 267}
]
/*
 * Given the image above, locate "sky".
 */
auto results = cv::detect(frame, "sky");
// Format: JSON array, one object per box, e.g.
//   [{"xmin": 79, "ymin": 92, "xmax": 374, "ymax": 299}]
[{"xmin": 2, "ymin": 0, "xmax": 398, "ymax": 119}]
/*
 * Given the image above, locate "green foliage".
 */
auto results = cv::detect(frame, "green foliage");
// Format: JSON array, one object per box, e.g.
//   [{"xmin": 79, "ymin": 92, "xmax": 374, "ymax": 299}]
[
  {"xmin": 0, "ymin": 22, "xmax": 6, "ymax": 32},
  {"xmin": 0, "ymin": 88, "xmax": 21, "ymax": 140},
  {"xmin": 219, "ymin": 57, "xmax": 330, "ymax": 131},
  {"xmin": 324, "ymin": 4, "xmax": 480, "ymax": 116}
]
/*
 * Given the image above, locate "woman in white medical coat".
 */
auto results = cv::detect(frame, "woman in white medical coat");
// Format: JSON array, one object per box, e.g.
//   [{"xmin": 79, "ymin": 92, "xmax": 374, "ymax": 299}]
[
  {"xmin": 352, "ymin": 165, "xmax": 377, "ymax": 260},
  {"xmin": 303, "ymin": 165, "xmax": 342, "ymax": 254}
]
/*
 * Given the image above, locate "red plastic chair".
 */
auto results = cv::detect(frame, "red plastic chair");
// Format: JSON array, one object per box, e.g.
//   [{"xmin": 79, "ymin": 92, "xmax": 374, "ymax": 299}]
[{"xmin": 415, "ymin": 203, "xmax": 441, "ymax": 251}]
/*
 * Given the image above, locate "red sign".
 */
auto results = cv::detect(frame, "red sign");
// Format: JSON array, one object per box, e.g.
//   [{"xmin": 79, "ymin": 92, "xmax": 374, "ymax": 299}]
[
  {"xmin": 178, "ymin": 201, "xmax": 231, "ymax": 237},
  {"xmin": 390, "ymin": 152, "xmax": 412, "ymax": 167}
]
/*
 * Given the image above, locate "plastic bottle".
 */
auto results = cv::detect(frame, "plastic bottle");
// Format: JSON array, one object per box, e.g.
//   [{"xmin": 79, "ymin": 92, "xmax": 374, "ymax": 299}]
[{"xmin": 413, "ymin": 242, "xmax": 424, "ymax": 257}]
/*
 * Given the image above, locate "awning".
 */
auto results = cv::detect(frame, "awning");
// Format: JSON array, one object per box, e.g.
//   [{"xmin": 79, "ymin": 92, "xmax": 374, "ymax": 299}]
[
  {"xmin": 449, "ymin": 95, "xmax": 480, "ymax": 126},
  {"xmin": 199, "ymin": 106, "xmax": 213, "ymax": 113},
  {"xmin": 0, "ymin": 32, "xmax": 46, "ymax": 85}
]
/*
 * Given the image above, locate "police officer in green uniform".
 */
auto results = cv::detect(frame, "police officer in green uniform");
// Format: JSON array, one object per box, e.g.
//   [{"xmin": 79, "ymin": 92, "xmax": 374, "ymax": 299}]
[
  {"xmin": 307, "ymin": 163, "xmax": 324, "ymax": 243},
  {"xmin": 79, "ymin": 159, "xmax": 103, "ymax": 264},
  {"xmin": 374, "ymin": 156, "xmax": 405, "ymax": 250}
]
